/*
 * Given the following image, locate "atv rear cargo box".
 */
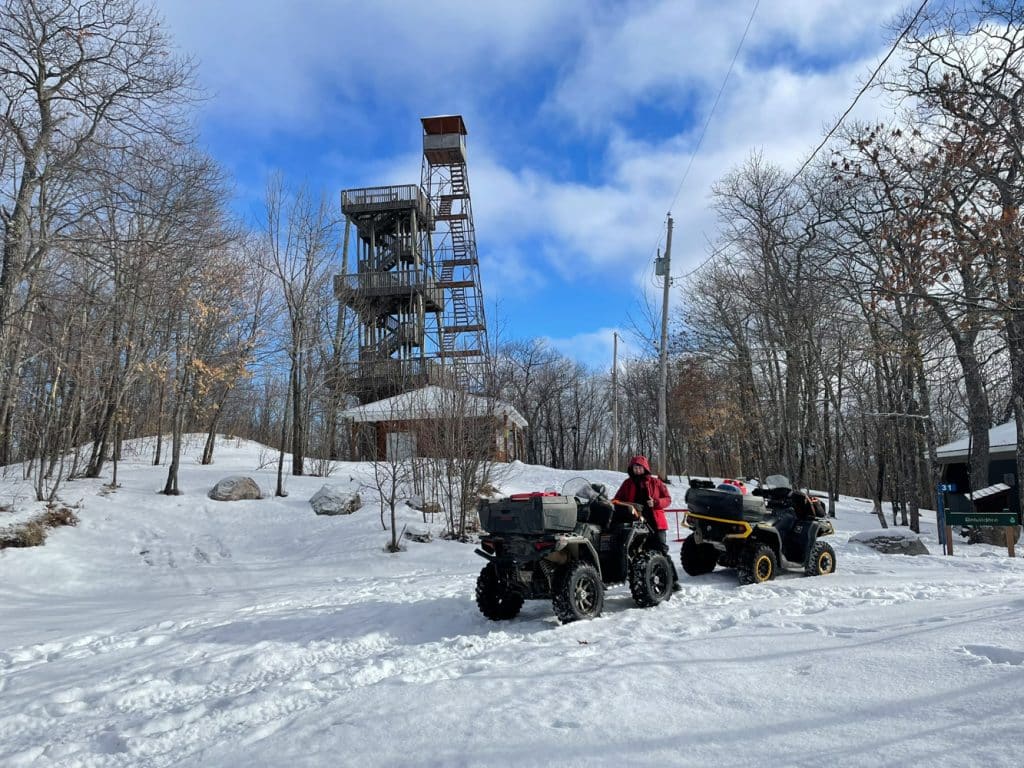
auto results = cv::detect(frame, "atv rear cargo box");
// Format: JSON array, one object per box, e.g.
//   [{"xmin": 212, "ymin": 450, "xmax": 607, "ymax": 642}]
[
  {"xmin": 684, "ymin": 487, "xmax": 766, "ymax": 522},
  {"xmin": 479, "ymin": 494, "xmax": 579, "ymax": 533}
]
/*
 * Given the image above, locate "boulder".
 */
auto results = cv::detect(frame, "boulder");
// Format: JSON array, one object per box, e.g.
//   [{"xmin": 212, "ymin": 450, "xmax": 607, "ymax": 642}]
[
  {"xmin": 408, "ymin": 494, "xmax": 443, "ymax": 519},
  {"xmin": 960, "ymin": 525, "xmax": 1021, "ymax": 546},
  {"xmin": 310, "ymin": 485, "xmax": 361, "ymax": 516},
  {"xmin": 851, "ymin": 530, "xmax": 929, "ymax": 556},
  {"xmin": 208, "ymin": 476, "xmax": 262, "ymax": 501},
  {"xmin": 404, "ymin": 524, "xmax": 433, "ymax": 543}
]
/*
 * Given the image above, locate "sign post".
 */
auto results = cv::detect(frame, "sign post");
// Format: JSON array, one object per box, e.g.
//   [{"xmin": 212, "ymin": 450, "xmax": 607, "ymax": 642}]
[
  {"xmin": 936, "ymin": 483, "xmax": 956, "ymax": 555},
  {"xmin": 945, "ymin": 510, "xmax": 1019, "ymax": 557}
]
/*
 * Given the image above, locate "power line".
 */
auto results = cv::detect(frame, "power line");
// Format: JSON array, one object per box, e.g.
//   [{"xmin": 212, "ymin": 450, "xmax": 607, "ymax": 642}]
[
  {"xmin": 667, "ymin": 0, "xmax": 760, "ymax": 215},
  {"xmin": 785, "ymin": 0, "xmax": 929, "ymax": 187},
  {"xmin": 677, "ymin": 0, "xmax": 930, "ymax": 284},
  {"xmin": 647, "ymin": 0, "xmax": 760, "ymax": 286}
]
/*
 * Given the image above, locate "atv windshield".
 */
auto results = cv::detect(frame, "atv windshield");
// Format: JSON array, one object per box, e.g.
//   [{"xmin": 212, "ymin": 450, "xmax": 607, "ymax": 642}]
[
  {"xmin": 562, "ymin": 477, "xmax": 603, "ymax": 501},
  {"xmin": 763, "ymin": 474, "xmax": 791, "ymax": 490}
]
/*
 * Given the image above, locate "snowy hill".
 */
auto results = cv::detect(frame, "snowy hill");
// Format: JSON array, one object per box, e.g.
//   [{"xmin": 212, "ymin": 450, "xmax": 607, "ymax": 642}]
[{"xmin": 2, "ymin": 436, "xmax": 1023, "ymax": 767}]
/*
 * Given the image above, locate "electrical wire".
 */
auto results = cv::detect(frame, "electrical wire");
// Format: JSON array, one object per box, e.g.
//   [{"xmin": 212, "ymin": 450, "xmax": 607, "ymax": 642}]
[
  {"xmin": 647, "ymin": 0, "xmax": 760, "ymax": 279},
  {"xmin": 667, "ymin": 0, "xmax": 760, "ymax": 217},
  {"xmin": 785, "ymin": 0, "xmax": 929, "ymax": 187},
  {"xmin": 674, "ymin": 0, "xmax": 930, "ymax": 284}
]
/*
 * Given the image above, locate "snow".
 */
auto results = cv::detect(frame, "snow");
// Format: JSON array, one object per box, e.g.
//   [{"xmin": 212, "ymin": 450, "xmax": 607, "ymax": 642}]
[
  {"xmin": 936, "ymin": 419, "xmax": 1017, "ymax": 458},
  {"xmin": 2, "ymin": 437, "xmax": 1024, "ymax": 767}
]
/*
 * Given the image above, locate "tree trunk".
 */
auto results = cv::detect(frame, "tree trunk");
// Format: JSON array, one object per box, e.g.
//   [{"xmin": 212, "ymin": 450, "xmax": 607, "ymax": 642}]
[
  {"xmin": 290, "ymin": 356, "xmax": 304, "ymax": 476},
  {"xmin": 277, "ymin": 383, "xmax": 292, "ymax": 497},
  {"xmin": 153, "ymin": 377, "xmax": 166, "ymax": 466}
]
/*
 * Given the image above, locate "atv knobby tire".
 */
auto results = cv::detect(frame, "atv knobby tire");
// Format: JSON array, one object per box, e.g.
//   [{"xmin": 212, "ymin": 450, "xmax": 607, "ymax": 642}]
[
  {"xmin": 738, "ymin": 543, "xmax": 777, "ymax": 585},
  {"xmin": 553, "ymin": 561, "xmax": 604, "ymax": 623},
  {"xmin": 629, "ymin": 550, "xmax": 673, "ymax": 607},
  {"xmin": 680, "ymin": 535, "xmax": 718, "ymax": 576},
  {"xmin": 476, "ymin": 563, "xmax": 525, "ymax": 620},
  {"xmin": 805, "ymin": 540, "xmax": 837, "ymax": 576}
]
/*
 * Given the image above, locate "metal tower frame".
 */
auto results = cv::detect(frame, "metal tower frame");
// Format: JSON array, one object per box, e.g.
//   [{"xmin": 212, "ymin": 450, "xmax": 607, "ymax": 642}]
[
  {"xmin": 335, "ymin": 114, "xmax": 489, "ymax": 403},
  {"xmin": 420, "ymin": 115, "xmax": 489, "ymax": 388},
  {"xmin": 335, "ymin": 184, "xmax": 443, "ymax": 402}
]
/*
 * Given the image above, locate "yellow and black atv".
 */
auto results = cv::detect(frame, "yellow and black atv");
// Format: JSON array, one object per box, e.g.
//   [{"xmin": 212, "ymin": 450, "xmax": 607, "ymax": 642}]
[{"xmin": 680, "ymin": 475, "xmax": 836, "ymax": 585}]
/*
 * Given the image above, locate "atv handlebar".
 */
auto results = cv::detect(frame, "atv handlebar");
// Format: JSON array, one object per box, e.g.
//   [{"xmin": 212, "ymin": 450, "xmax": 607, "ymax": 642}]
[{"xmin": 612, "ymin": 499, "xmax": 641, "ymax": 518}]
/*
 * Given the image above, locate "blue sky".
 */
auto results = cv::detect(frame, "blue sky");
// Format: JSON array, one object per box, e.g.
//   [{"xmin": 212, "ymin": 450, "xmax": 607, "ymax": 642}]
[{"xmin": 157, "ymin": 0, "xmax": 910, "ymax": 368}]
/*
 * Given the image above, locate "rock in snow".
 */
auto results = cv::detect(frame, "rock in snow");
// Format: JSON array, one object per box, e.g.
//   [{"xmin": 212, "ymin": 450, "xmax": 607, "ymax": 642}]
[
  {"xmin": 208, "ymin": 475, "xmax": 263, "ymax": 501},
  {"xmin": 310, "ymin": 485, "xmax": 361, "ymax": 516},
  {"xmin": 850, "ymin": 529, "xmax": 930, "ymax": 555}
]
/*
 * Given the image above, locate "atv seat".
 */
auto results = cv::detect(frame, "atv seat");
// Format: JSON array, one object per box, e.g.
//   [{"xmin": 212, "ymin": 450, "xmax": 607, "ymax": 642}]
[{"xmin": 582, "ymin": 498, "xmax": 615, "ymax": 528}]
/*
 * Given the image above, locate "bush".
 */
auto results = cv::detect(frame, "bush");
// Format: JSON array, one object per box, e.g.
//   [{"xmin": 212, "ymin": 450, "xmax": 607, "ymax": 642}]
[
  {"xmin": 0, "ymin": 521, "xmax": 46, "ymax": 548},
  {"xmin": 40, "ymin": 506, "xmax": 79, "ymax": 529},
  {"xmin": 0, "ymin": 506, "xmax": 79, "ymax": 550}
]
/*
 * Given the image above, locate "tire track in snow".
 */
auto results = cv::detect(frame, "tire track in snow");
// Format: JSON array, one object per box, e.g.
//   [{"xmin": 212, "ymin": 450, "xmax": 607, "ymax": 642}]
[{"xmin": 0, "ymin": 575, "xmax": 547, "ymax": 767}]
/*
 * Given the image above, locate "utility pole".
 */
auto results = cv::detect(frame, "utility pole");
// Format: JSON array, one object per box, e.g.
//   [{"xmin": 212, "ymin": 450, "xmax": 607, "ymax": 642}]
[
  {"xmin": 657, "ymin": 215, "xmax": 673, "ymax": 479},
  {"xmin": 611, "ymin": 331, "xmax": 619, "ymax": 469}
]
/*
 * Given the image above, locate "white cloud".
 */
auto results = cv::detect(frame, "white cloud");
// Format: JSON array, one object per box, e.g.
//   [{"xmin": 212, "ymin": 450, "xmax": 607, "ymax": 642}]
[
  {"xmin": 547, "ymin": 0, "xmax": 909, "ymax": 127},
  {"xmin": 157, "ymin": 0, "xmax": 586, "ymax": 131},
  {"xmin": 155, "ymin": 0, "xmax": 918, "ymax": 363},
  {"xmin": 542, "ymin": 326, "xmax": 644, "ymax": 371},
  {"xmin": 463, "ymin": 46, "xmax": 906, "ymax": 298}
]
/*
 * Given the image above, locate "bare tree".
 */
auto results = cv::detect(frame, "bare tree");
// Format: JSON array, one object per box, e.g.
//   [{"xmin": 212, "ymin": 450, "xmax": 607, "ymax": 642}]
[
  {"xmin": 416, "ymin": 386, "xmax": 504, "ymax": 540},
  {"xmin": 259, "ymin": 177, "xmax": 341, "ymax": 477},
  {"xmin": 0, "ymin": 0, "xmax": 195, "ymax": 463}
]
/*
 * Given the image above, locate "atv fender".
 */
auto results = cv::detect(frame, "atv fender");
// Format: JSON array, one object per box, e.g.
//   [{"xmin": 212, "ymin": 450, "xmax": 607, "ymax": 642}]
[
  {"xmin": 813, "ymin": 519, "xmax": 835, "ymax": 537},
  {"xmin": 750, "ymin": 524, "xmax": 783, "ymax": 558},
  {"xmin": 550, "ymin": 536, "xmax": 603, "ymax": 580}
]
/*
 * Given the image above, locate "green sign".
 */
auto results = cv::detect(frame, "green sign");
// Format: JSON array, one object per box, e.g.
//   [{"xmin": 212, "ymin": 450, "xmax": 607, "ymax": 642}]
[{"xmin": 946, "ymin": 512, "xmax": 1019, "ymax": 527}]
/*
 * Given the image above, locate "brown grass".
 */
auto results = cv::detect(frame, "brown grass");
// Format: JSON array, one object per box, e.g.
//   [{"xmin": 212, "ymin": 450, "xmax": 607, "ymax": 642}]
[
  {"xmin": 0, "ymin": 505, "xmax": 80, "ymax": 550},
  {"xmin": 40, "ymin": 505, "xmax": 79, "ymax": 529}
]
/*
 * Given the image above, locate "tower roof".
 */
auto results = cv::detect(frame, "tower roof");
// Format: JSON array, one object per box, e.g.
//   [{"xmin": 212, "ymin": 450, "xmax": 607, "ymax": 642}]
[{"xmin": 421, "ymin": 114, "xmax": 467, "ymax": 136}]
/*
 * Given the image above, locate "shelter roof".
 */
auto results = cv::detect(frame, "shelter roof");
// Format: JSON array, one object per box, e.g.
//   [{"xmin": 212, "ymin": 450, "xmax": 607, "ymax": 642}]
[
  {"xmin": 338, "ymin": 385, "xmax": 527, "ymax": 429},
  {"xmin": 936, "ymin": 420, "xmax": 1017, "ymax": 461}
]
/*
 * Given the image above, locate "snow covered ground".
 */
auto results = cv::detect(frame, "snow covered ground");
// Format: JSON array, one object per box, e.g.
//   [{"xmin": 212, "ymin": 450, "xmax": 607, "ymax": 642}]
[{"xmin": 2, "ymin": 436, "xmax": 1023, "ymax": 767}]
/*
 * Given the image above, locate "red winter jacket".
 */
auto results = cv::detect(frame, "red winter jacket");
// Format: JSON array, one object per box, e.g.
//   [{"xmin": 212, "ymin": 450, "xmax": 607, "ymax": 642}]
[{"xmin": 613, "ymin": 455, "xmax": 670, "ymax": 531}]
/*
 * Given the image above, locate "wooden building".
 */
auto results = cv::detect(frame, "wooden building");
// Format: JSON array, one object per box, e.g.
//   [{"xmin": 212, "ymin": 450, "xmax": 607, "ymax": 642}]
[
  {"xmin": 338, "ymin": 385, "xmax": 527, "ymax": 462},
  {"xmin": 936, "ymin": 420, "xmax": 1020, "ymax": 519}
]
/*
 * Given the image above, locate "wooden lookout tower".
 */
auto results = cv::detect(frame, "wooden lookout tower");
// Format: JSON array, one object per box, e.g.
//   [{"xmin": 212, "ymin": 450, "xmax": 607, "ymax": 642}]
[{"xmin": 336, "ymin": 115, "xmax": 489, "ymax": 403}]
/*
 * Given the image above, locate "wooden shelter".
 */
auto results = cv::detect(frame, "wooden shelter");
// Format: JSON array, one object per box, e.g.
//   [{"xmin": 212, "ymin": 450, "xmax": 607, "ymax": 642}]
[
  {"xmin": 338, "ymin": 385, "xmax": 527, "ymax": 462},
  {"xmin": 936, "ymin": 420, "xmax": 1020, "ymax": 519}
]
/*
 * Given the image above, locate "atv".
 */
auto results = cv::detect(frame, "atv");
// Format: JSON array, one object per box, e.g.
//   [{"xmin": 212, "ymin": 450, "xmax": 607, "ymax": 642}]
[
  {"xmin": 680, "ymin": 475, "xmax": 836, "ymax": 585},
  {"xmin": 474, "ymin": 478, "xmax": 675, "ymax": 623}
]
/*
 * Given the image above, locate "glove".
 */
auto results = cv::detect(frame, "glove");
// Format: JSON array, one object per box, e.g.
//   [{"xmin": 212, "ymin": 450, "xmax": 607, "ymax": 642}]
[{"xmin": 646, "ymin": 500, "xmax": 655, "ymax": 509}]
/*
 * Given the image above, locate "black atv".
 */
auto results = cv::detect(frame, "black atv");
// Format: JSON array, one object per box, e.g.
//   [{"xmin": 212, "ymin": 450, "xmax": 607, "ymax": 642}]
[
  {"xmin": 680, "ymin": 475, "xmax": 836, "ymax": 585},
  {"xmin": 474, "ymin": 478, "xmax": 674, "ymax": 623}
]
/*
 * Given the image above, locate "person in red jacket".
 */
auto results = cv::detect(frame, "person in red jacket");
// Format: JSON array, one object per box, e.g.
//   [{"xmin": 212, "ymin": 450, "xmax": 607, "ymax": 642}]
[
  {"xmin": 614, "ymin": 455, "xmax": 670, "ymax": 534},
  {"xmin": 614, "ymin": 455, "xmax": 680, "ymax": 590}
]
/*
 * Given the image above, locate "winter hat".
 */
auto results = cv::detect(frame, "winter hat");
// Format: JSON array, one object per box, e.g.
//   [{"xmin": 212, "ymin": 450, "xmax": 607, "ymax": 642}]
[{"xmin": 628, "ymin": 455, "xmax": 651, "ymax": 474}]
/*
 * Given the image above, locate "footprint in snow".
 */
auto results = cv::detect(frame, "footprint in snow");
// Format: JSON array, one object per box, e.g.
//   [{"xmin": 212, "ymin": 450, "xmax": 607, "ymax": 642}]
[{"xmin": 959, "ymin": 644, "xmax": 1024, "ymax": 666}]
